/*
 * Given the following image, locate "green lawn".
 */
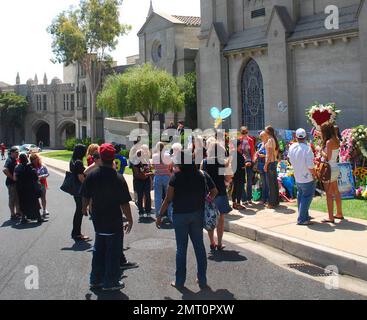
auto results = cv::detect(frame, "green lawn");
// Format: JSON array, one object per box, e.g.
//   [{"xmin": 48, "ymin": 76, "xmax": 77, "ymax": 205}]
[
  {"xmin": 41, "ymin": 150, "xmax": 132, "ymax": 175},
  {"xmin": 291, "ymin": 197, "xmax": 367, "ymax": 220}
]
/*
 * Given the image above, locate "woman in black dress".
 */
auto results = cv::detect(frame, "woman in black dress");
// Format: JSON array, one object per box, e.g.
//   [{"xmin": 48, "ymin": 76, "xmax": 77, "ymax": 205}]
[
  {"xmin": 70, "ymin": 144, "xmax": 89, "ymax": 241},
  {"xmin": 14, "ymin": 153, "xmax": 46, "ymax": 224}
]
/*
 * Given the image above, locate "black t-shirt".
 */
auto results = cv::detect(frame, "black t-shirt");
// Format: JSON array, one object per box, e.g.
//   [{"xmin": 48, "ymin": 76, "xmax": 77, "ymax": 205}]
[
  {"xmin": 232, "ymin": 151, "xmax": 245, "ymax": 176},
  {"xmin": 204, "ymin": 158, "xmax": 227, "ymax": 196},
  {"xmin": 169, "ymin": 170, "xmax": 215, "ymax": 214},
  {"xmin": 81, "ymin": 166, "xmax": 132, "ymax": 234},
  {"xmin": 4, "ymin": 157, "xmax": 17, "ymax": 186}
]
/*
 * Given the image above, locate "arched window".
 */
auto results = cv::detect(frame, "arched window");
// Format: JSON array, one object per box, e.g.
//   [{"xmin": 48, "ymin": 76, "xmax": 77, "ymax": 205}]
[{"xmin": 241, "ymin": 59, "xmax": 264, "ymax": 130}]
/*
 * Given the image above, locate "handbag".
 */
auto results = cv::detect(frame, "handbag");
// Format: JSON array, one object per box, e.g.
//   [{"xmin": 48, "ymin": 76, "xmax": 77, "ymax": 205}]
[
  {"xmin": 316, "ymin": 161, "xmax": 331, "ymax": 183},
  {"xmin": 60, "ymin": 171, "xmax": 81, "ymax": 196},
  {"xmin": 200, "ymin": 170, "xmax": 220, "ymax": 231}
]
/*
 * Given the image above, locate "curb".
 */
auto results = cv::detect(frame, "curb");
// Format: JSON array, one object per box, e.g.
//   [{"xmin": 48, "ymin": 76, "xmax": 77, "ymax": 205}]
[{"xmin": 224, "ymin": 219, "xmax": 367, "ymax": 282}]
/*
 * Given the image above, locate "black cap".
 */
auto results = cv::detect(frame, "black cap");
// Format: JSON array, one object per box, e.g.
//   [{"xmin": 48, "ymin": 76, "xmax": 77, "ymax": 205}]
[{"xmin": 10, "ymin": 147, "xmax": 19, "ymax": 153}]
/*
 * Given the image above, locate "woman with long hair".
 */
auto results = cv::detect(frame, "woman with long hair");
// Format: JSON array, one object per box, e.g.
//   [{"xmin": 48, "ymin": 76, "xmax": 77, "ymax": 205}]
[
  {"xmin": 256, "ymin": 131, "xmax": 269, "ymax": 205},
  {"xmin": 30, "ymin": 153, "xmax": 50, "ymax": 218},
  {"xmin": 70, "ymin": 144, "xmax": 89, "ymax": 241},
  {"xmin": 201, "ymin": 142, "xmax": 231, "ymax": 252},
  {"xmin": 157, "ymin": 150, "xmax": 218, "ymax": 290},
  {"xmin": 320, "ymin": 124, "xmax": 344, "ymax": 223},
  {"xmin": 264, "ymin": 126, "xmax": 280, "ymax": 209},
  {"xmin": 152, "ymin": 142, "xmax": 173, "ymax": 221},
  {"xmin": 86, "ymin": 144, "xmax": 99, "ymax": 167}
]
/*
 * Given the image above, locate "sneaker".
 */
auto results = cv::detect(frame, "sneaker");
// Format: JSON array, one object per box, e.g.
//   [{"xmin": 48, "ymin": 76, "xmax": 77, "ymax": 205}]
[
  {"xmin": 297, "ymin": 221, "xmax": 314, "ymax": 226},
  {"xmin": 120, "ymin": 261, "xmax": 139, "ymax": 271},
  {"xmin": 90, "ymin": 283, "xmax": 103, "ymax": 290},
  {"xmin": 37, "ymin": 217, "xmax": 49, "ymax": 223},
  {"xmin": 43, "ymin": 210, "xmax": 50, "ymax": 216},
  {"xmin": 102, "ymin": 281, "xmax": 125, "ymax": 291}
]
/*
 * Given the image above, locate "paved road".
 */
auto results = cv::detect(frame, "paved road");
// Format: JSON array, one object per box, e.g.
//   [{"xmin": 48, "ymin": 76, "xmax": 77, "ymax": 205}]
[{"xmin": 0, "ymin": 160, "xmax": 365, "ymax": 300}]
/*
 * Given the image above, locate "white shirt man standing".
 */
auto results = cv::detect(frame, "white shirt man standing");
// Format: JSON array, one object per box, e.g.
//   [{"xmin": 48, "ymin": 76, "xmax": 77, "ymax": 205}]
[{"xmin": 288, "ymin": 129, "xmax": 316, "ymax": 226}]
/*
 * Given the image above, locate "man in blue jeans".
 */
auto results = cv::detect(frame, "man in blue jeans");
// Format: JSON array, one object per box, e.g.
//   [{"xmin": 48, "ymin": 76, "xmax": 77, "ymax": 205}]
[
  {"xmin": 288, "ymin": 129, "xmax": 317, "ymax": 226},
  {"xmin": 82, "ymin": 144, "xmax": 133, "ymax": 291}
]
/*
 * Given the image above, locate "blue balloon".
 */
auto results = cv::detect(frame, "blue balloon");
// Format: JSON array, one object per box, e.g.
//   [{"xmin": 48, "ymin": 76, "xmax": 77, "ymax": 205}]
[
  {"xmin": 220, "ymin": 108, "xmax": 232, "ymax": 119},
  {"xmin": 210, "ymin": 107, "xmax": 221, "ymax": 119}
]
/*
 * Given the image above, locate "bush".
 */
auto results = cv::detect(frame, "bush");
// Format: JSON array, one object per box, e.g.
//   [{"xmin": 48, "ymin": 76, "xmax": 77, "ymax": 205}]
[
  {"xmin": 64, "ymin": 138, "xmax": 79, "ymax": 151},
  {"xmin": 120, "ymin": 150, "xmax": 130, "ymax": 158},
  {"xmin": 64, "ymin": 137, "xmax": 92, "ymax": 151}
]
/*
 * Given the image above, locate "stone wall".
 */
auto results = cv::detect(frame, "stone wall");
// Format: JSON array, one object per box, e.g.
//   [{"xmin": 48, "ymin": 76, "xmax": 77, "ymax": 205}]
[{"xmin": 291, "ymin": 37, "xmax": 362, "ymax": 130}]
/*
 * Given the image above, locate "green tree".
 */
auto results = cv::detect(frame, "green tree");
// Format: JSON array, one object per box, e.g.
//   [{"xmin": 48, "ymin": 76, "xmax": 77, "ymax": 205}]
[
  {"xmin": 97, "ymin": 63, "xmax": 184, "ymax": 134},
  {"xmin": 48, "ymin": 0, "xmax": 131, "ymax": 140},
  {"xmin": 0, "ymin": 92, "xmax": 28, "ymax": 143},
  {"xmin": 177, "ymin": 72, "xmax": 197, "ymax": 129}
]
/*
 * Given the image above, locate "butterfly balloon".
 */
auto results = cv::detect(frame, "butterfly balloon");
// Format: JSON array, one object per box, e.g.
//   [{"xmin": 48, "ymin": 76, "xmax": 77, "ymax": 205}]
[{"xmin": 210, "ymin": 107, "xmax": 232, "ymax": 128}]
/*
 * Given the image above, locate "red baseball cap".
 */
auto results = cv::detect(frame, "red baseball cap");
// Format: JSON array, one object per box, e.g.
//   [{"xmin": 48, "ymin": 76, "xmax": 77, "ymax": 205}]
[{"xmin": 98, "ymin": 143, "xmax": 115, "ymax": 161}]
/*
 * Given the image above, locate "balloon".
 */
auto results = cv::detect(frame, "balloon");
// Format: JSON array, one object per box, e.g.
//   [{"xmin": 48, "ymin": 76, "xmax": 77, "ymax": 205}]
[
  {"xmin": 210, "ymin": 107, "xmax": 221, "ymax": 119},
  {"xmin": 220, "ymin": 108, "xmax": 232, "ymax": 119}
]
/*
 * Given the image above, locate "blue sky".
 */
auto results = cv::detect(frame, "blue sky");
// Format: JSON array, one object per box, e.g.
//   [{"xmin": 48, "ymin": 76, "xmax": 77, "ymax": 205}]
[{"xmin": 0, "ymin": 0, "xmax": 200, "ymax": 85}]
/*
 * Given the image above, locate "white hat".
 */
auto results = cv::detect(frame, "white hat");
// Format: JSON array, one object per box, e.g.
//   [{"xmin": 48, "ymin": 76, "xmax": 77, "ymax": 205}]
[{"xmin": 296, "ymin": 128, "xmax": 307, "ymax": 139}]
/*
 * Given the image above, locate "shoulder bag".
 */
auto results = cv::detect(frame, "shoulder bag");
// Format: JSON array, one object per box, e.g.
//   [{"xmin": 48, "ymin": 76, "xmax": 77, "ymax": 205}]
[{"xmin": 200, "ymin": 170, "xmax": 220, "ymax": 231}]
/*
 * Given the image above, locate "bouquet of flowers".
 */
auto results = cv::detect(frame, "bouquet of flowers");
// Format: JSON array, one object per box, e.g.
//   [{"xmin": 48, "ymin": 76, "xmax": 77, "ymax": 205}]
[{"xmin": 306, "ymin": 103, "xmax": 340, "ymax": 131}]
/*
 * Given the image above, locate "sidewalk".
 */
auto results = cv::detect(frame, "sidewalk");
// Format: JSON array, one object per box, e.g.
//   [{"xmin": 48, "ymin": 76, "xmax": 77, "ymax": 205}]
[{"xmin": 42, "ymin": 156, "xmax": 367, "ymax": 281}]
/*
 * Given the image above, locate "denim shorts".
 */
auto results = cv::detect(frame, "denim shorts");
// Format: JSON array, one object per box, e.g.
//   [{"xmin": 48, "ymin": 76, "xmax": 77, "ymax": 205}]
[{"xmin": 214, "ymin": 195, "xmax": 232, "ymax": 215}]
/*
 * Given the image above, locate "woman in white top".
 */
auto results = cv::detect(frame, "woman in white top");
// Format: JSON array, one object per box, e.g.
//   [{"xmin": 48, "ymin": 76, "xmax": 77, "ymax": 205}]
[{"xmin": 320, "ymin": 124, "xmax": 344, "ymax": 223}]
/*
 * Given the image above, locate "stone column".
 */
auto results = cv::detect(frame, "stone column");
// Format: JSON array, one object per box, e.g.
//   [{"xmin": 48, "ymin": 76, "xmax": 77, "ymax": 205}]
[
  {"xmin": 266, "ymin": 11, "xmax": 291, "ymax": 129},
  {"xmin": 359, "ymin": 0, "xmax": 367, "ymax": 124}
]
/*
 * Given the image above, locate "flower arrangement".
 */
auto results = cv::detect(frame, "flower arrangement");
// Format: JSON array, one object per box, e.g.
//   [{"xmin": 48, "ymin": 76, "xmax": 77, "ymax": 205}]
[
  {"xmin": 352, "ymin": 125, "xmax": 367, "ymax": 159},
  {"xmin": 306, "ymin": 103, "xmax": 340, "ymax": 130},
  {"xmin": 340, "ymin": 129, "xmax": 354, "ymax": 162}
]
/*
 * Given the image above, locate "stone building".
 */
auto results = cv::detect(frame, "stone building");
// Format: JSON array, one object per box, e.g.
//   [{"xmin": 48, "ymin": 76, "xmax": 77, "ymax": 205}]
[
  {"xmin": 197, "ymin": 0, "xmax": 367, "ymax": 132},
  {"xmin": 1, "ymin": 73, "xmax": 76, "ymax": 148},
  {"xmin": 104, "ymin": 1, "xmax": 201, "ymax": 146}
]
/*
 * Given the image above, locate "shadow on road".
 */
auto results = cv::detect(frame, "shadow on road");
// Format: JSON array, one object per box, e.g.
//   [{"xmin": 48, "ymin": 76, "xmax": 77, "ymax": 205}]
[
  {"xmin": 208, "ymin": 250, "xmax": 247, "ymax": 263},
  {"xmin": 138, "ymin": 217, "xmax": 156, "ymax": 225},
  {"xmin": 165, "ymin": 286, "xmax": 236, "ymax": 300},
  {"xmin": 86, "ymin": 289, "xmax": 129, "ymax": 300},
  {"xmin": 11, "ymin": 221, "xmax": 45, "ymax": 230},
  {"xmin": 1, "ymin": 220, "xmax": 17, "ymax": 228},
  {"xmin": 61, "ymin": 241, "xmax": 93, "ymax": 252},
  {"xmin": 308, "ymin": 219, "xmax": 367, "ymax": 232}
]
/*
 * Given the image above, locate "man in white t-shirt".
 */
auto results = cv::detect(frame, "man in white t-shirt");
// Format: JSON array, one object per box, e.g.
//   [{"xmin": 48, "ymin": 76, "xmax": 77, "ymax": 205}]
[{"xmin": 288, "ymin": 129, "xmax": 316, "ymax": 226}]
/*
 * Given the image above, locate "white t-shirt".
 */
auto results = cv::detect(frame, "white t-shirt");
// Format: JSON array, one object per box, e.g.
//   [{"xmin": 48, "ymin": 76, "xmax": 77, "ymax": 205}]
[{"xmin": 288, "ymin": 142, "xmax": 315, "ymax": 184}]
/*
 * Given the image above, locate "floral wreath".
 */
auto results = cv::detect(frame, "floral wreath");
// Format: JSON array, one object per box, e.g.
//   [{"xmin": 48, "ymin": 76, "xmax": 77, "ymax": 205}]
[
  {"xmin": 352, "ymin": 125, "xmax": 367, "ymax": 159},
  {"xmin": 306, "ymin": 103, "xmax": 340, "ymax": 130}
]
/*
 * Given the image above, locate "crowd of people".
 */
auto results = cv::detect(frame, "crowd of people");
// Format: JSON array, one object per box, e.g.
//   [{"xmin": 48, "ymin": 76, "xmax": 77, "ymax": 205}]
[
  {"xmin": 2, "ymin": 147, "xmax": 49, "ymax": 224},
  {"xmin": 1, "ymin": 119, "xmax": 346, "ymax": 292}
]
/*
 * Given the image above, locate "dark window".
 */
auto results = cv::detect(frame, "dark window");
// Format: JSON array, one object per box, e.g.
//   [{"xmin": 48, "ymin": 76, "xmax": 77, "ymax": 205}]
[
  {"xmin": 251, "ymin": 8, "xmax": 266, "ymax": 18},
  {"xmin": 43, "ymin": 94, "xmax": 47, "ymax": 111},
  {"xmin": 71, "ymin": 94, "xmax": 75, "ymax": 111},
  {"xmin": 241, "ymin": 59, "xmax": 265, "ymax": 131},
  {"xmin": 82, "ymin": 126, "xmax": 87, "ymax": 139}
]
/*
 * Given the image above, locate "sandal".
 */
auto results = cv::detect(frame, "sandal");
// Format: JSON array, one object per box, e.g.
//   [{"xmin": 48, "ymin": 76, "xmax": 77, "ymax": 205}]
[
  {"xmin": 321, "ymin": 219, "xmax": 335, "ymax": 224},
  {"xmin": 334, "ymin": 216, "xmax": 345, "ymax": 220},
  {"xmin": 217, "ymin": 244, "xmax": 226, "ymax": 251}
]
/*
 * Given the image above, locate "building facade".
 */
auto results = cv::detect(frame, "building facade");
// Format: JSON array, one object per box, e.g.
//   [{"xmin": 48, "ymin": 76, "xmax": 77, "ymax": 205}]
[
  {"xmin": 197, "ymin": 0, "xmax": 367, "ymax": 132},
  {"xmin": 1, "ymin": 73, "xmax": 76, "ymax": 148},
  {"xmin": 104, "ymin": 2, "xmax": 201, "ymax": 146}
]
